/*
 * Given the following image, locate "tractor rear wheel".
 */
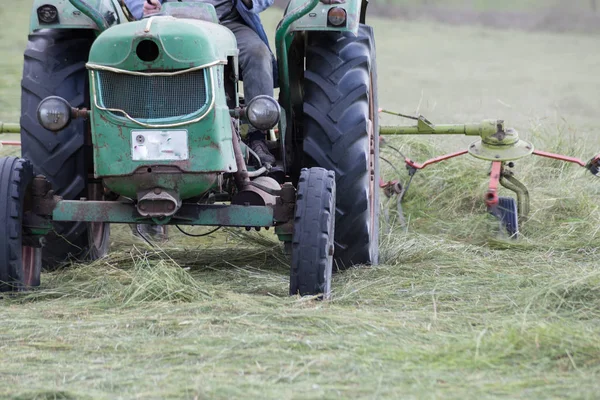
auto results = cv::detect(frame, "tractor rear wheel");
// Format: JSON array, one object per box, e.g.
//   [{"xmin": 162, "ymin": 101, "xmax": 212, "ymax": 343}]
[
  {"xmin": 303, "ymin": 24, "xmax": 380, "ymax": 269},
  {"xmin": 0, "ymin": 157, "xmax": 40, "ymax": 292},
  {"xmin": 20, "ymin": 29, "xmax": 110, "ymax": 268},
  {"xmin": 290, "ymin": 168, "xmax": 336, "ymax": 299}
]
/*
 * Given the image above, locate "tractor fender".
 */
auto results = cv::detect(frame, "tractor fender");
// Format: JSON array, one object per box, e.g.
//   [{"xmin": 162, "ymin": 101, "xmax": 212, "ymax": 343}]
[
  {"xmin": 30, "ymin": 0, "xmax": 126, "ymax": 33},
  {"xmin": 284, "ymin": 0, "xmax": 365, "ymax": 35}
]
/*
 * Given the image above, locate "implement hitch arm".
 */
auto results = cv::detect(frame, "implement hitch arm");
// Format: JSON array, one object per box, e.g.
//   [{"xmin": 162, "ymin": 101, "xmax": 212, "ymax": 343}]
[
  {"xmin": 379, "ymin": 113, "xmax": 500, "ymax": 137},
  {"xmin": 0, "ymin": 122, "xmax": 21, "ymax": 146},
  {"xmin": 0, "ymin": 122, "xmax": 20, "ymax": 134}
]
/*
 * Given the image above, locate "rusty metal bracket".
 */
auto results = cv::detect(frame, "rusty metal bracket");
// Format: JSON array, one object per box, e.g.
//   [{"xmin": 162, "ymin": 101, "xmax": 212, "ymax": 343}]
[
  {"xmin": 588, "ymin": 154, "xmax": 600, "ymax": 176},
  {"xmin": 274, "ymin": 182, "xmax": 295, "ymax": 241},
  {"xmin": 247, "ymin": 180, "xmax": 283, "ymax": 197},
  {"xmin": 30, "ymin": 176, "xmax": 62, "ymax": 216},
  {"xmin": 52, "ymin": 200, "xmax": 279, "ymax": 227},
  {"xmin": 500, "ymin": 171, "xmax": 530, "ymax": 222}
]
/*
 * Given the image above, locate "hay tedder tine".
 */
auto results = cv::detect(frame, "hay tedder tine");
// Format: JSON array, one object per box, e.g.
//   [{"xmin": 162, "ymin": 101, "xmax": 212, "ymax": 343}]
[
  {"xmin": 532, "ymin": 150, "xmax": 600, "ymax": 176},
  {"xmin": 532, "ymin": 150, "xmax": 587, "ymax": 167},
  {"xmin": 404, "ymin": 150, "xmax": 469, "ymax": 170}
]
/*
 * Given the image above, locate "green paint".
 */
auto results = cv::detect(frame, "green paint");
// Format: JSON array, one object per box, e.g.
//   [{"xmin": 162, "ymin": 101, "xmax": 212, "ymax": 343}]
[
  {"xmin": 69, "ymin": 0, "xmax": 111, "ymax": 31},
  {"xmin": 160, "ymin": 2, "xmax": 219, "ymax": 24},
  {"xmin": 102, "ymin": 173, "xmax": 219, "ymax": 200},
  {"xmin": 469, "ymin": 126, "xmax": 534, "ymax": 161},
  {"xmin": 276, "ymin": 233, "xmax": 292, "ymax": 243},
  {"xmin": 286, "ymin": 0, "xmax": 361, "ymax": 34},
  {"xmin": 53, "ymin": 200, "xmax": 276, "ymax": 227},
  {"xmin": 27, "ymin": 227, "xmax": 53, "ymax": 236},
  {"xmin": 30, "ymin": 0, "xmax": 126, "ymax": 32},
  {"xmin": 87, "ymin": 17, "xmax": 239, "ymax": 199},
  {"xmin": 379, "ymin": 119, "xmax": 499, "ymax": 136},
  {"xmin": 88, "ymin": 17, "xmax": 238, "ymax": 70},
  {"xmin": 275, "ymin": 0, "xmax": 319, "ymax": 151},
  {"xmin": 380, "ymin": 118, "xmax": 535, "ymax": 162},
  {"xmin": 0, "ymin": 122, "xmax": 20, "ymax": 133},
  {"xmin": 276, "ymin": 0, "xmax": 362, "ymax": 137},
  {"xmin": 276, "ymin": 0, "xmax": 319, "ymax": 107}
]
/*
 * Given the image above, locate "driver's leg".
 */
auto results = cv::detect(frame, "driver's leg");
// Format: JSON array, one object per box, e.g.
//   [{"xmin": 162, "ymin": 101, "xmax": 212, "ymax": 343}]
[{"xmin": 223, "ymin": 20, "xmax": 276, "ymax": 165}]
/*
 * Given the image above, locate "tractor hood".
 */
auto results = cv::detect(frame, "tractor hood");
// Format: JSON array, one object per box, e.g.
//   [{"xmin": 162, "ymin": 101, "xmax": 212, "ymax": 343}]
[{"xmin": 88, "ymin": 16, "xmax": 238, "ymax": 71}]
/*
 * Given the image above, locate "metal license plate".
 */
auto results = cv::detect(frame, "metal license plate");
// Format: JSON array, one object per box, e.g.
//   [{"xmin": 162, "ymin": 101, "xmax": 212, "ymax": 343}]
[{"xmin": 131, "ymin": 130, "xmax": 189, "ymax": 161}]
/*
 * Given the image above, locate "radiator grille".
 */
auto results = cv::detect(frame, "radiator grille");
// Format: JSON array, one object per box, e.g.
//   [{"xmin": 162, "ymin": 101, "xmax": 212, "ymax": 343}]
[{"xmin": 97, "ymin": 70, "xmax": 209, "ymax": 120}]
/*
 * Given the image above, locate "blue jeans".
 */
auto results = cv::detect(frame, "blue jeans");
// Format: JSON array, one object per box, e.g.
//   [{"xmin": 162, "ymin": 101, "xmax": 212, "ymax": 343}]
[{"xmin": 224, "ymin": 20, "xmax": 274, "ymax": 104}]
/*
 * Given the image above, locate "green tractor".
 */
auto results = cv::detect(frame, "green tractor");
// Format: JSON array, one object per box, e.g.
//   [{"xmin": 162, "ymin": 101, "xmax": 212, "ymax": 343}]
[{"xmin": 0, "ymin": 0, "xmax": 380, "ymax": 297}]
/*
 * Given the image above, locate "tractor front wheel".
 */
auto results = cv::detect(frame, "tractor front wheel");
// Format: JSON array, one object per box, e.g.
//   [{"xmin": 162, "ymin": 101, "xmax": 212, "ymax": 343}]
[
  {"xmin": 290, "ymin": 168, "xmax": 336, "ymax": 299},
  {"xmin": 0, "ymin": 157, "xmax": 41, "ymax": 292}
]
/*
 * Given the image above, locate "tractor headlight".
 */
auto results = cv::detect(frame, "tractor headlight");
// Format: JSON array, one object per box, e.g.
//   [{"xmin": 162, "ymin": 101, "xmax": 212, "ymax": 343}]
[
  {"xmin": 327, "ymin": 7, "xmax": 347, "ymax": 27},
  {"xmin": 37, "ymin": 96, "xmax": 72, "ymax": 132},
  {"xmin": 246, "ymin": 95, "xmax": 280, "ymax": 131}
]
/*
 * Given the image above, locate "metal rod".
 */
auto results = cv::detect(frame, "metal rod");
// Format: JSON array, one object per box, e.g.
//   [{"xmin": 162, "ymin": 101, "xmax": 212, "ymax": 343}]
[
  {"xmin": 532, "ymin": 150, "xmax": 587, "ymax": 167},
  {"xmin": 275, "ymin": 0, "xmax": 319, "ymax": 106},
  {"xmin": 380, "ymin": 118, "xmax": 502, "ymax": 138},
  {"xmin": 405, "ymin": 150, "xmax": 469, "ymax": 170},
  {"xmin": 68, "ymin": 0, "xmax": 111, "ymax": 31},
  {"xmin": 500, "ymin": 172, "xmax": 530, "ymax": 222},
  {"xmin": 52, "ymin": 201, "xmax": 276, "ymax": 227},
  {"xmin": 247, "ymin": 166, "xmax": 267, "ymax": 178},
  {"xmin": 380, "ymin": 123, "xmax": 493, "ymax": 136},
  {"xmin": 0, "ymin": 122, "xmax": 20, "ymax": 134},
  {"xmin": 485, "ymin": 162, "xmax": 503, "ymax": 207},
  {"xmin": 231, "ymin": 130, "xmax": 250, "ymax": 189}
]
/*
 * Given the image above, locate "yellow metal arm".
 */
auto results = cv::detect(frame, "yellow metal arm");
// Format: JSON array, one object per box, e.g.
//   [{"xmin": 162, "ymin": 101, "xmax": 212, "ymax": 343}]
[{"xmin": 0, "ymin": 122, "xmax": 20, "ymax": 134}]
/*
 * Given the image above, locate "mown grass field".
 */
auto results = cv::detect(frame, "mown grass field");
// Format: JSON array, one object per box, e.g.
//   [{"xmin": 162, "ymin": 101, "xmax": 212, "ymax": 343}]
[{"xmin": 1, "ymin": 1, "xmax": 600, "ymax": 399}]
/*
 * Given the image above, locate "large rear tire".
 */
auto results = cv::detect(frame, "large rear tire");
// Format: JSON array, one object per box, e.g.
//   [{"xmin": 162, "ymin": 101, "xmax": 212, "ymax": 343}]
[
  {"xmin": 20, "ymin": 30, "xmax": 109, "ymax": 268},
  {"xmin": 303, "ymin": 24, "xmax": 380, "ymax": 269},
  {"xmin": 290, "ymin": 168, "xmax": 336, "ymax": 299}
]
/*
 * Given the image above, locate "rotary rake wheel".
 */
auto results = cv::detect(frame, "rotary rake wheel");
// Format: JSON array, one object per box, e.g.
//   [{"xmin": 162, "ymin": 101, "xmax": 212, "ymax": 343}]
[{"xmin": 376, "ymin": 111, "xmax": 600, "ymax": 238}]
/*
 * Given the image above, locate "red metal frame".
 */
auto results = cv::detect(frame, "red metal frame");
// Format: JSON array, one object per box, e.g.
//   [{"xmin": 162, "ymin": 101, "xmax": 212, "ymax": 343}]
[
  {"xmin": 379, "ymin": 178, "xmax": 399, "ymax": 189},
  {"xmin": 0, "ymin": 141, "xmax": 21, "ymax": 146},
  {"xmin": 485, "ymin": 161, "xmax": 502, "ymax": 207},
  {"xmin": 532, "ymin": 150, "xmax": 587, "ymax": 167},
  {"xmin": 404, "ymin": 150, "xmax": 469, "ymax": 170}
]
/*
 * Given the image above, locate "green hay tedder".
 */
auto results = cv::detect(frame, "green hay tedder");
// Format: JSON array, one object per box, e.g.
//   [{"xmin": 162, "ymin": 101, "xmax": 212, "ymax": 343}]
[{"xmin": 0, "ymin": 0, "xmax": 598, "ymax": 297}]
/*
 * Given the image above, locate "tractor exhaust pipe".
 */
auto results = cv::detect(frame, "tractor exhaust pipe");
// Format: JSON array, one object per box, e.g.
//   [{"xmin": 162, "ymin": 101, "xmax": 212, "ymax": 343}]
[{"xmin": 137, "ymin": 188, "xmax": 181, "ymax": 217}]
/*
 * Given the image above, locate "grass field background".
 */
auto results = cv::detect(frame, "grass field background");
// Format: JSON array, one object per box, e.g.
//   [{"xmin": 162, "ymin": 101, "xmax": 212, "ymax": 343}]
[
  {"xmin": 1, "ymin": 1, "xmax": 600, "ymax": 399},
  {"xmin": 375, "ymin": 0, "xmax": 595, "ymax": 11}
]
